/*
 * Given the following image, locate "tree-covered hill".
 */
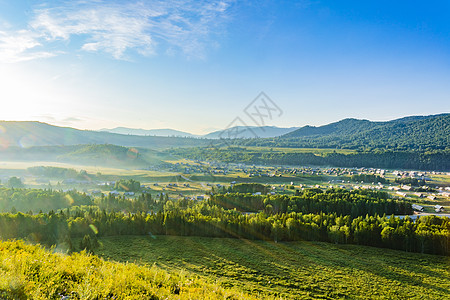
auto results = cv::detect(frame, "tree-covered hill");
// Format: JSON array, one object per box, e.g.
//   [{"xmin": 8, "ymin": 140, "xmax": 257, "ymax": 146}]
[{"xmin": 247, "ymin": 113, "xmax": 450, "ymax": 150}]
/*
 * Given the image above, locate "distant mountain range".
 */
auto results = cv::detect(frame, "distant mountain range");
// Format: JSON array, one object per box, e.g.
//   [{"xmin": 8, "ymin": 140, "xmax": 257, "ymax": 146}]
[
  {"xmin": 99, "ymin": 127, "xmax": 197, "ymax": 138},
  {"xmin": 203, "ymin": 126, "xmax": 300, "ymax": 139},
  {"xmin": 100, "ymin": 126, "xmax": 299, "ymax": 138},
  {"xmin": 0, "ymin": 113, "xmax": 448, "ymax": 151}
]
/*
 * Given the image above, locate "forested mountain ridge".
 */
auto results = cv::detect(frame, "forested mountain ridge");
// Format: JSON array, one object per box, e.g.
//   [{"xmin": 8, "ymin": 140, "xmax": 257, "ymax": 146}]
[
  {"xmin": 284, "ymin": 118, "xmax": 377, "ymax": 137},
  {"xmin": 284, "ymin": 114, "xmax": 448, "ymax": 138},
  {"xmin": 244, "ymin": 113, "xmax": 449, "ymax": 150}
]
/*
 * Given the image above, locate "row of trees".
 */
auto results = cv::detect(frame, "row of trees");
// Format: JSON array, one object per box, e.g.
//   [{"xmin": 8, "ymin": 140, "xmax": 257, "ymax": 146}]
[
  {"xmin": 0, "ymin": 187, "xmax": 166, "ymax": 214},
  {"xmin": 0, "ymin": 205, "xmax": 448, "ymax": 255},
  {"xmin": 97, "ymin": 192, "xmax": 169, "ymax": 213},
  {"xmin": 27, "ymin": 166, "xmax": 85, "ymax": 179},
  {"xmin": 229, "ymin": 183, "xmax": 269, "ymax": 194},
  {"xmin": 0, "ymin": 188, "xmax": 92, "ymax": 213},
  {"xmin": 209, "ymin": 189, "xmax": 412, "ymax": 217},
  {"xmin": 350, "ymin": 174, "xmax": 388, "ymax": 184},
  {"xmin": 114, "ymin": 179, "xmax": 141, "ymax": 192},
  {"xmin": 394, "ymin": 177, "xmax": 426, "ymax": 187},
  {"xmin": 0, "ymin": 177, "xmax": 25, "ymax": 188}
]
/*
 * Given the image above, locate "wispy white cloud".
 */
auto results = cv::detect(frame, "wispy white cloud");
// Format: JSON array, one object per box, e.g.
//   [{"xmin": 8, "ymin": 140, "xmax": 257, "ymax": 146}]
[
  {"xmin": 0, "ymin": 0, "xmax": 234, "ymax": 62},
  {"xmin": 0, "ymin": 30, "xmax": 56, "ymax": 62}
]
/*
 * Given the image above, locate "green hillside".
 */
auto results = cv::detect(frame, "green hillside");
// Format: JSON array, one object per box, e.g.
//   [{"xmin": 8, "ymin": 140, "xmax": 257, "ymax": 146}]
[
  {"xmin": 2, "ymin": 235, "xmax": 448, "ymax": 300},
  {"xmin": 247, "ymin": 113, "xmax": 450, "ymax": 150},
  {"xmin": 93, "ymin": 235, "xmax": 450, "ymax": 299}
]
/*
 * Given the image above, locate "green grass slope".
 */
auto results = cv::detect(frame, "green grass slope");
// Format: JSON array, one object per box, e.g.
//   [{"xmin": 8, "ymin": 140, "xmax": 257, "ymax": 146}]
[
  {"xmin": 0, "ymin": 240, "xmax": 253, "ymax": 300},
  {"xmin": 94, "ymin": 235, "xmax": 450, "ymax": 300}
]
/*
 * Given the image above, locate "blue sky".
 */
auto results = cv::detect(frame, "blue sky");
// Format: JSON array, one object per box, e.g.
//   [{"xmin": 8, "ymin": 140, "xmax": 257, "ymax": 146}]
[{"xmin": 0, "ymin": 0, "xmax": 449, "ymax": 134}]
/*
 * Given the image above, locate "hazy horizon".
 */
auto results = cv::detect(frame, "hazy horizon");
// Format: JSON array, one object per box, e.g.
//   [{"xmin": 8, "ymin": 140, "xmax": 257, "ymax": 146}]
[{"xmin": 1, "ymin": 112, "xmax": 448, "ymax": 136}]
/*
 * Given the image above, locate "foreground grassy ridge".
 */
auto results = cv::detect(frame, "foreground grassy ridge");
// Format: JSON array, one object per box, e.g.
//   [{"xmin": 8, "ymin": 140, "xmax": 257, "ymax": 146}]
[
  {"xmin": 0, "ymin": 240, "xmax": 254, "ymax": 300},
  {"xmin": 94, "ymin": 236, "xmax": 450, "ymax": 300}
]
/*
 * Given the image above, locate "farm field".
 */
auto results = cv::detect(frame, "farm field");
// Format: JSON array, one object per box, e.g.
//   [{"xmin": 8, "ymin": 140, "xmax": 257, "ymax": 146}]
[{"xmin": 91, "ymin": 235, "xmax": 450, "ymax": 299}]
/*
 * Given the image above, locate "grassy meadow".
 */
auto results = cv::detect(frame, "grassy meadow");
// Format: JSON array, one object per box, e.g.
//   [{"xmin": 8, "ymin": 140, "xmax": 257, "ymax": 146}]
[
  {"xmin": 0, "ymin": 240, "xmax": 254, "ymax": 300},
  {"xmin": 89, "ymin": 235, "xmax": 450, "ymax": 299}
]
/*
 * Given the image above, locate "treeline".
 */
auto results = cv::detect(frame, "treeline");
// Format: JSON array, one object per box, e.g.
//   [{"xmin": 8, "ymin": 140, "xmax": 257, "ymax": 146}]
[
  {"xmin": 395, "ymin": 177, "xmax": 426, "ymax": 186},
  {"xmin": 0, "ymin": 205, "xmax": 448, "ymax": 255},
  {"xmin": 0, "ymin": 187, "xmax": 186, "ymax": 215},
  {"xmin": 0, "ymin": 188, "xmax": 93, "ymax": 213},
  {"xmin": 350, "ymin": 174, "xmax": 388, "ymax": 184},
  {"xmin": 209, "ymin": 193, "xmax": 265, "ymax": 212},
  {"xmin": 169, "ymin": 147, "xmax": 450, "ymax": 171},
  {"xmin": 27, "ymin": 166, "xmax": 80, "ymax": 179},
  {"xmin": 97, "ymin": 192, "xmax": 171, "ymax": 213},
  {"xmin": 230, "ymin": 183, "xmax": 269, "ymax": 194},
  {"xmin": 114, "ymin": 179, "xmax": 141, "ymax": 192},
  {"xmin": 209, "ymin": 189, "xmax": 412, "ymax": 217}
]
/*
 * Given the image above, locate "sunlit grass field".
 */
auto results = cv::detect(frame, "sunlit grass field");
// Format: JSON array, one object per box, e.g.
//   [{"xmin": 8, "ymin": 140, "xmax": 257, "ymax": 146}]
[
  {"xmin": 0, "ymin": 240, "xmax": 254, "ymax": 300},
  {"xmin": 91, "ymin": 235, "xmax": 450, "ymax": 299}
]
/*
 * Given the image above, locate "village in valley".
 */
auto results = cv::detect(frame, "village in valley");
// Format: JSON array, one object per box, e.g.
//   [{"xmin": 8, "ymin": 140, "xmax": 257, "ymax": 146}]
[{"xmin": 3, "ymin": 158, "xmax": 448, "ymax": 218}]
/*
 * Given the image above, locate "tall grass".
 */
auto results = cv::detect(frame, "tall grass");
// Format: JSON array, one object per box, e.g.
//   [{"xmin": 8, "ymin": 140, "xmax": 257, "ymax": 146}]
[{"xmin": 0, "ymin": 240, "xmax": 254, "ymax": 299}]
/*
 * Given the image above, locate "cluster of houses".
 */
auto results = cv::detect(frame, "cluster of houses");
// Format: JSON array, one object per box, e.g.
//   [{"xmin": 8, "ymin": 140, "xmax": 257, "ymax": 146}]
[
  {"xmin": 166, "ymin": 161, "xmax": 232, "ymax": 176},
  {"xmin": 412, "ymin": 204, "xmax": 444, "ymax": 213},
  {"xmin": 387, "ymin": 184, "xmax": 450, "ymax": 201},
  {"xmin": 244, "ymin": 166, "xmax": 386, "ymax": 178},
  {"xmin": 167, "ymin": 162, "xmax": 394, "ymax": 179},
  {"xmin": 392, "ymin": 170, "xmax": 432, "ymax": 181}
]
